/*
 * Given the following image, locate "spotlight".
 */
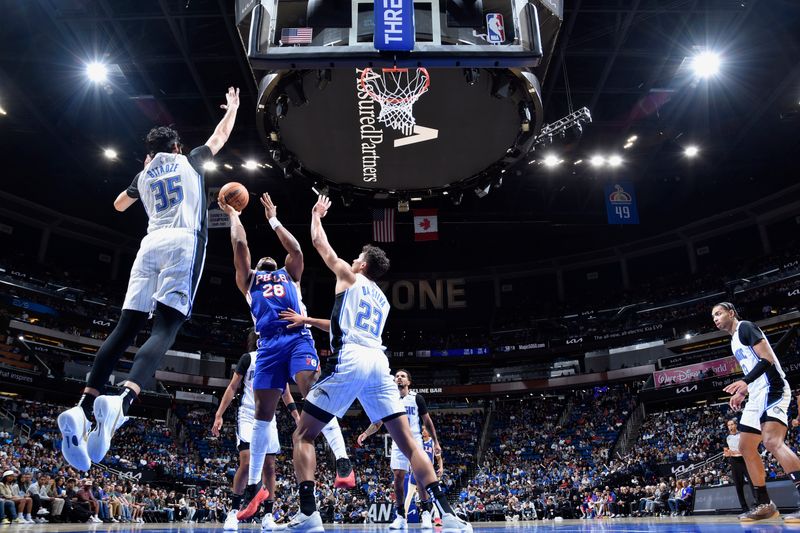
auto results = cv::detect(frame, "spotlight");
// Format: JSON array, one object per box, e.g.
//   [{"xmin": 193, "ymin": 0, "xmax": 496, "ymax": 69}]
[
  {"xmin": 589, "ymin": 155, "xmax": 605, "ymax": 167},
  {"xmin": 450, "ymin": 192, "xmax": 463, "ymax": 206},
  {"xmin": 684, "ymin": 333, "xmax": 692, "ymax": 340},
  {"xmin": 623, "ymin": 142, "xmax": 634, "ymax": 150},
  {"xmin": 691, "ymin": 51, "xmax": 721, "ymax": 78},
  {"xmin": 627, "ymin": 135, "xmax": 638, "ymax": 143},
  {"xmin": 202, "ymin": 161, "xmax": 217, "ymax": 171},
  {"xmin": 223, "ymin": 163, "xmax": 233, "ymax": 170},
  {"xmin": 0, "ymin": 106, "xmax": 6, "ymax": 116},
  {"xmin": 103, "ymin": 148, "xmax": 117, "ymax": 160},
  {"xmin": 684, "ymin": 145, "xmax": 700, "ymax": 158},
  {"xmin": 567, "ymin": 122, "xmax": 583, "ymax": 140},
  {"xmin": 573, "ymin": 159, "xmax": 583, "ymax": 165},
  {"xmin": 543, "ymin": 154, "xmax": 561, "ymax": 168},
  {"xmin": 341, "ymin": 189, "xmax": 354, "ymax": 207},
  {"xmin": 607, "ymin": 155, "xmax": 623, "ymax": 167},
  {"xmin": 243, "ymin": 160, "xmax": 258, "ymax": 170},
  {"xmin": 464, "ymin": 68, "xmax": 480, "ymax": 86},
  {"xmin": 397, "ymin": 199, "xmax": 410, "ymax": 213},
  {"xmin": 86, "ymin": 62, "xmax": 108, "ymax": 83}
]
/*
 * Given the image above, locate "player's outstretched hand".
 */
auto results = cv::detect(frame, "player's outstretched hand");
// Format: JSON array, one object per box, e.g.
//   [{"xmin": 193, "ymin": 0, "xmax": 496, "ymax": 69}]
[
  {"xmin": 261, "ymin": 193, "xmax": 277, "ymax": 219},
  {"xmin": 723, "ymin": 380, "xmax": 748, "ymax": 398},
  {"xmin": 356, "ymin": 433, "xmax": 368, "ymax": 447},
  {"xmin": 312, "ymin": 195, "xmax": 332, "ymax": 218},
  {"xmin": 217, "ymin": 199, "xmax": 241, "ymax": 217},
  {"xmin": 211, "ymin": 415, "xmax": 223, "ymax": 437},
  {"xmin": 279, "ymin": 308, "xmax": 305, "ymax": 329},
  {"xmin": 729, "ymin": 391, "xmax": 745, "ymax": 411},
  {"xmin": 143, "ymin": 154, "xmax": 153, "ymax": 169},
  {"xmin": 221, "ymin": 86, "xmax": 240, "ymax": 111}
]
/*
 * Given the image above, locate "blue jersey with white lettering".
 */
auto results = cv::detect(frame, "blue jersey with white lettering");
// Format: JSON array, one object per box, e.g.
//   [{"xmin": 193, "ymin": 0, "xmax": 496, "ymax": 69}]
[
  {"xmin": 247, "ymin": 268, "xmax": 311, "ymax": 338},
  {"xmin": 422, "ymin": 437, "xmax": 434, "ymax": 463}
]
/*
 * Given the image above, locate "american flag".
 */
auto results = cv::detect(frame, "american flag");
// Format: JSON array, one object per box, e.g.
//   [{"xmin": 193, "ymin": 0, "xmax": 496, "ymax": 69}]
[
  {"xmin": 372, "ymin": 208, "xmax": 395, "ymax": 243},
  {"xmin": 280, "ymin": 27, "xmax": 313, "ymax": 45}
]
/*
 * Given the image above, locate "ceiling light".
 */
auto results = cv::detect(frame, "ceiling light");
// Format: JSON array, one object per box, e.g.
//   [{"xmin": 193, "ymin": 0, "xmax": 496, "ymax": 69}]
[
  {"xmin": 623, "ymin": 142, "xmax": 634, "ymax": 150},
  {"xmin": 589, "ymin": 155, "xmax": 605, "ymax": 167},
  {"xmin": 103, "ymin": 148, "xmax": 117, "ymax": 160},
  {"xmin": 684, "ymin": 145, "xmax": 700, "ymax": 158},
  {"xmin": 684, "ymin": 333, "xmax": 692, "ymax": 340},
  {"xmin": 573, "ymin": 159, "xmax": 583, "ymax": 165},
  {"xmin": 691, "ymin": 51, "xmax": 721, "ymax": 78},
  {"xmin": 627, "ymin": 135, "xmax": 638, "ymax": 143},
  {"xmin": 202, "ymin": 161, "xmax": 217, "ymax": 171},
  {"xmin": 243, "ymin": 160, "xmax": 258, "ymax": 170},
  {"xmin": 223, "ymin": 163, "xmax": 233, "ymax": 170},
  {"xmin": 0, "ymin": 106, "xmax": 6, "ymax": 116},
  {"xmin": 86, "ymin": 62, "xmax": 109, "ymax": 83},
  {"xmin": 607, "ymin": 155, "xmax": 623, "ymax": 167},
  {"xmin": 543, "ymin": 154, "xmax": 561, "ymax": 168}
]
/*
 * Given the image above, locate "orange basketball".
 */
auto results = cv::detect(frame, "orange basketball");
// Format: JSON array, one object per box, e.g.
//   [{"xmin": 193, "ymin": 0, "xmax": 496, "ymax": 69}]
[{"xmin": 218, "ymin": 182, "xmax": 249, "ymax": 211}]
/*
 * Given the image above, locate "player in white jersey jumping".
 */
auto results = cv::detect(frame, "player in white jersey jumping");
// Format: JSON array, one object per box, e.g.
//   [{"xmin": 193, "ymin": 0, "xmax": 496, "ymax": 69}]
[
  {"xmin": 218, "ymin": 193, "xmax": 354, "ymax": 523},
  {"xmin": 357, "ymin": 369, "xmax": 441, "ymax": 530},
  {"xmin": 286, "ymin": 195, "xmax": 471, "ymax": 533},
  {"xmin": 57, "ymin": 87, "xmax": 240, "ymax": 472},
  {"xmin": 714, "ymin": 302, "xmax": 800, "ymax": 522},
  {"xmin": 213, "ymin": 329, "xmax": 298, "ymax": 531}
]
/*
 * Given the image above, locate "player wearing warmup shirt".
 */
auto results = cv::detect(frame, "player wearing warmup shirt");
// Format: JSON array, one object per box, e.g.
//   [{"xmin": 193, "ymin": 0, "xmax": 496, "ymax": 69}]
[
  {"xmin": 213, "ymin": 330, "xmax": 299, "ymax": 531},
  {"xmin": 714, "ymin": 302, "xmax": 800, "ymax": 522},
  {"xmin": 218, "ymin": 193, "xmax": 353, "ymax": 522},
  {"xmin": 287, "ymin": 195, "xmax": 471, "ymax": 533},
  {"xmin": 357, "ymin": 369, "xmax": 441, "ymax": 530},
  {"xmin": 57, "ymin": 87, "xmax": 240, "ymax": 472},
  {"xmin": 723, "ymin": 419, "xmax": 750, "ymax": 513}
]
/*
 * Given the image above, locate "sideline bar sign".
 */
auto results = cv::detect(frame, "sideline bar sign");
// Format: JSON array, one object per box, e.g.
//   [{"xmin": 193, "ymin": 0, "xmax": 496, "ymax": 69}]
[{"xmin": 374, "ymin": 0, "xmax": 416, "ymax": 51}]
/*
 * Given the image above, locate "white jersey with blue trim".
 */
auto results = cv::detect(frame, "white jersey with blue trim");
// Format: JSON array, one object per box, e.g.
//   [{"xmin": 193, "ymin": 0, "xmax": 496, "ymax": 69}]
[
  {"xmin": 134, "ymin": 151, "xmax": 206, "ymax": 235},
  {"xmin": 329, "ymin": 273, "xmax": 390, "ymax": 353},
  {"xmin": 401, "ymin": 391, "xmax": 422, "ymax": 441},
  {"xmin": 239, "ymin": 351, "xmax": 257, "ymax": 415},
  {"xmin": 730, "ymin": 320, "xmax": 786, "ymax": 395}
]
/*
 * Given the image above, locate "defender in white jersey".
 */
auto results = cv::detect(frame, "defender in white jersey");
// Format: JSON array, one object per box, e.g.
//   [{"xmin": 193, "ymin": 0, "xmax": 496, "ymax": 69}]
[
  {"xmin": 357, "ymin": 369, "xmax": 442, "ymax": 530},
  {"xmin": 288, "ymin": 195, "xmax": 471, "ymax": 533},
  {"xmin": 714, "ymin": 302, "xmax": 800, "ymax": 523},
  {"xmin": 57, "ymin": 87, "xmax": 240, "ymax": 473},
  {"xmin": 213, "ymin": 331, "xmax": 297, "ymax": 531}
]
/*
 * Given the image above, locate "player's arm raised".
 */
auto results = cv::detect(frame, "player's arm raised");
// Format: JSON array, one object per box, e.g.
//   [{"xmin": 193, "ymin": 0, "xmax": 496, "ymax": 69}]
[
  {"xmin": 310, "ymin": 195, "xmax": 356, "ymax": 288},
  {"xmin": 219, "ymin": 199, "xmax": 252, "ymax": 296},
  {"xmin": 115, "ymin": 159, "xmax": 150, "ymax": 212},
  {"xmin": 357, "ymin": 421, "xmax": 383, "ymax": 446},
  {"xmin": 205, "ymin": 87, "xmax": 240, "ymax": 156},
  {"xmin": 261, "ymin": 193, "xmax": 304, "ymax": 281},
  {"xmin": 213, "ymin": 371, "xmax": 244, "ymax": 436}
]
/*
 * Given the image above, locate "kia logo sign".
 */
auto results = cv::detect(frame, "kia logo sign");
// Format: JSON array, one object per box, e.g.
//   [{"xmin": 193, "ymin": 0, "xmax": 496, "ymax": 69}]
[
  {"xmin": 566, "ymin": 337, "xmax": 583, "ymax": 345},
  {"xmin": 676, "ymin": 385, "xmax": 698, "ymax": 394}
]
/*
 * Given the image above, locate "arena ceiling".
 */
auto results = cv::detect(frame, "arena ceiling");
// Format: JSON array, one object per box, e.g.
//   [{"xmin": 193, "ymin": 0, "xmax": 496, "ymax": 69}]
[{"xmin": 1, "ymin": 0, "xmax": 799, "ymax": 272}]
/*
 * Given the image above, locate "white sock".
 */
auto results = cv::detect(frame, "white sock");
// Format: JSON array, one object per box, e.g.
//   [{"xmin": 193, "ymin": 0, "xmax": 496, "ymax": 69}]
[
  {"xmin": 320, "ymin": 417, "xmax": 347, "ymax": 460},
  {"xmin": 249, "ymin": 418, "xmax": 271, "ymax": 484}
]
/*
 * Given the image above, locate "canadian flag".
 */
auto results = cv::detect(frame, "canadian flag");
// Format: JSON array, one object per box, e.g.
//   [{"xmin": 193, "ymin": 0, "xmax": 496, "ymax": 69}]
[{"xmin": 413, "ymin": 209, "xmax": 438, "ymax": 241}]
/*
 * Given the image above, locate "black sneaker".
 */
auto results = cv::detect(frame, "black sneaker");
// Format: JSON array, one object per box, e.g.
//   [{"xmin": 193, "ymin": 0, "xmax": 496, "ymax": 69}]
[
  {"xmin": 237, "ymin": 482, "xmax": 269, "ymax": 521},
  {"xmin": 334, "ymin": 457, "xmax": 355, "ymax": 488}
]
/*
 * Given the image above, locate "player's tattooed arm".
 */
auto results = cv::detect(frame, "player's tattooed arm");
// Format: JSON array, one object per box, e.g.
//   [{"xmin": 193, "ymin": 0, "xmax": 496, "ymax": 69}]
[{"xmin": 357, "ymin": 421, "xmax": 383, "ymax": 446}]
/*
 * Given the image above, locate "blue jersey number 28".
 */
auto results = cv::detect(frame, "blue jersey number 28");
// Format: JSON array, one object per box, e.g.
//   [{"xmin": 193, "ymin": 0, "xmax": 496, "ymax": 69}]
[
  {"xmin": 354, "ymin": 300, "xmax": 383, "ymax": 337},
  {"xmin": 151, "ymin": 176, "xmax": 184, "ymax": 212}
]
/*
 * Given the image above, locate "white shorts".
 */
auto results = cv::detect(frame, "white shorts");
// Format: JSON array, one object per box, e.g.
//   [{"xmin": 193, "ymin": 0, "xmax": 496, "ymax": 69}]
[
  {"xmin": 236, "ymin": 409, "xmax": 280, "ymax": 453},
  {"xmin": 390, "ymin": 436, "xmax": 423, "ymax": 472},
  {"xmin": 122, "ymin": 228, "xmax": 206, "ymax": 318},
  {"xmin": 740, "ymin": 383, "xmax": 791, "ymax": 433},
  {"xmin": 305, "ymin": 344, "xmax": 404, "ymax": 423}
]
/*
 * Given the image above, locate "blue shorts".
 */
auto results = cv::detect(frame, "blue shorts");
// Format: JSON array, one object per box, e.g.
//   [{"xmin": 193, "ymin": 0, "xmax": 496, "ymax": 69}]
[{"xmin": 253, "ymin": 331, "xmax": 319, "ymax": 391}]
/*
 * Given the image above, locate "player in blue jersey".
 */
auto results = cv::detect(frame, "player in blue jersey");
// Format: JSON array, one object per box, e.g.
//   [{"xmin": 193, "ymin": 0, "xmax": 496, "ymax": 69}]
[
  {"xmin": 218, "ymin": 193, "xmax": 353, "ymax": 522},
  {"xmin": 57, "ymin": 87, "xmax": 240, "ymax": 472}
]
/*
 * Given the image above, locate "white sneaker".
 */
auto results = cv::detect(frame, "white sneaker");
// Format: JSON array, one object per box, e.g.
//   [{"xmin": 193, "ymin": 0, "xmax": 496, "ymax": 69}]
[
  {"xmin": 24, "ymin": 516, "xmax": 35, "ymax": 524},
  {"xmin": 441, "ymin": 513, "xmax": 472, "ymax": 533},
  {"xmin": 223, "ymin": 510, "xmax": 239, "ymax": 531},
  {"xmin": 286, "ymin": 511, "xmax": 324, "ymax": 533},
  {"xmin": 57, "ymin": 406, "xmax": 92, "ymax": 471},
  {"xmin": 262, "ymin": 513, "xmax": 288, "ymax": 531},
  {"xmin": 87, "ymin": 394, "xmax": 128, "ymax": 463},
  {"xmin": 420, "ymin": 511, "xmax": 433, "ymax": 530},
  {"xmin": 389, "ymin": 516, "xmax": 407, "ymax": 530},
  {"xmin": 37, "ymin": 508, "xmax": 49, "ymax": 515}
]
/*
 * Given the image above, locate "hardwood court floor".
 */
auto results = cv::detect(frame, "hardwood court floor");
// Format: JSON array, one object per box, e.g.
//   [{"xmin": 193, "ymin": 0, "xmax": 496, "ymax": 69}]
[{"xmin": 22, "ymin": 516, "xmax": 800, "ymax": 532}]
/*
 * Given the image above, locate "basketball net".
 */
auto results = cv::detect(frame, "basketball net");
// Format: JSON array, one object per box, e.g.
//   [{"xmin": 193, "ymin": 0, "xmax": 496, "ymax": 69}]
[{"xmin": 360, "ymin": 68, "xmax": 430, "ymax": 136}]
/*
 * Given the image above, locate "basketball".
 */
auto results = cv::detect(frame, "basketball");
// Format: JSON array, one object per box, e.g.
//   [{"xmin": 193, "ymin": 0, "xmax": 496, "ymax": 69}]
[{"xmin": 218, "ymin": 182, "xmax": 249, "ymax": 211}]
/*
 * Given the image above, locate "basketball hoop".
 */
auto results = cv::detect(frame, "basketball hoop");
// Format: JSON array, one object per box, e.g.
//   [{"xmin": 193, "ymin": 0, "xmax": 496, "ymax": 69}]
[{"xmin": 359, "ymin": 67, "xmax": 430, "ymax": 136}]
